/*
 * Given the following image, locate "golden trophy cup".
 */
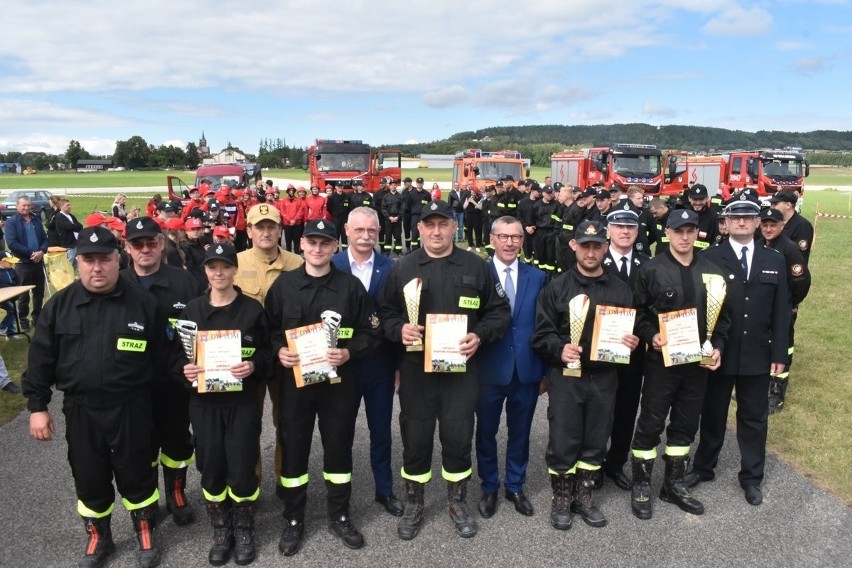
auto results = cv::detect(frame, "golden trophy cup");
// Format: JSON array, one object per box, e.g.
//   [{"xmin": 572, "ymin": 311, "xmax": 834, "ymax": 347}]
[
  {"xmin": 701, "ymin": 274, "xmax": 726, "ymax": 365},
  {"xmin": 403, "ymin": 278, "xmax": 424, "ymax": 351},
  {"xmin": 563, "ymin": 294, "xmax": 591, "ymax": 377}
]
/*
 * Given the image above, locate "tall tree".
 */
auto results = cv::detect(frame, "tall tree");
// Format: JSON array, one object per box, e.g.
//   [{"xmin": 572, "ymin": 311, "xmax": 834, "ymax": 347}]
[
  {"xmin": 113, "ymin": 135, "xmax": 151, "ymax": 169},
  {"xmin": 185, "ymin": 142, "xmax": 200, "ymax": 169},
  {"xmin": 65, "ymin": 139, "xmax": 91, "ymax": 168}
]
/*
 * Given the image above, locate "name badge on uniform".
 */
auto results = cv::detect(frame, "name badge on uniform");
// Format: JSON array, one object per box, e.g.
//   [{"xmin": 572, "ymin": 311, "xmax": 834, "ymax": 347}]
[
  {"xmin": 458, "ymin": 296, "xmax": 480, "ymax": 309},
  {"xmin": 338, "ymin": 328, "xmax": 354, "ymax": 339},
  {"xmin": 241, "ymin": 347, "xmax": 256, "ymax": 358},
  {"xmin": 117, "ymin": 338, "xmax": 147, "ymax": 352}
]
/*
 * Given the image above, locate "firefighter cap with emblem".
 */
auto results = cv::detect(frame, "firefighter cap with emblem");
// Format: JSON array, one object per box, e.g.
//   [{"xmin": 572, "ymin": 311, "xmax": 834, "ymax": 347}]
[
  {"xmin": 574, "ymin": 220, "xmax": 609, "ymax": 244},
  {"xmin": 246, "ymin": 203, "xmax": 281, "ymax": 225},
  {"xmin": 302, "ymin": 219, "xmax": 338, "ymax": 240},
  {"xmin": 667, "ymin": 209, "xmax": 700, "ymax": 229},
  {"xmin": 125, "ymin": 216, "xmax": 163, "ymax": 240},
  {"xmin": 203, "ymin": 242, "xmax": 238, "ymax": 267},
  {"xmin": 76, "ymin": 226, "xmax": 120, "ymax": 255},
  {"xmin": 420, "ymin": 199, "xmax": 454, "ymax": 221}
]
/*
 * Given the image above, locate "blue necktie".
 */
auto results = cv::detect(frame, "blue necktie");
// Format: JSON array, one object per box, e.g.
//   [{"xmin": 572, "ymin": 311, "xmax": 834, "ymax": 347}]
[
  {"xmin": 740, "ymin": 246, "xmax": 749, "ymax": 279},
  {"xmin": 504, "ymin": 267, "xmax": 515, "ymax": 311}
]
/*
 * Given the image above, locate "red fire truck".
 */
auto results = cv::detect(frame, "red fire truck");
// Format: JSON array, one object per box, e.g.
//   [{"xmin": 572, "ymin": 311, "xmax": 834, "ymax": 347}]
[
  {"xmin": 452, "ymin": 149, "xmax": 529, "ymax": 190},
  {"xmin": 551, "ymin": 144, "xmax": 663, "ymax": 191},
  {"xmin": 304, "ymin": 139, "xmax": 402, "ymax": 192}
]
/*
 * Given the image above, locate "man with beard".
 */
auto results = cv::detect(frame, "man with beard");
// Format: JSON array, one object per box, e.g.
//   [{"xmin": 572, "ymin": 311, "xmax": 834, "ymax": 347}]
[{"xmin": 685, "ymin": 184, "xmax": 718, "ymax": 251}]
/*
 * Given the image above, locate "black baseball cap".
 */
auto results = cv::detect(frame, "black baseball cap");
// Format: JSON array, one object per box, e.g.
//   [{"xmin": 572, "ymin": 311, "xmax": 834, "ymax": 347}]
[
  {"xmin": 76, "ymin": 226, "xmax": 119, "ymax": 255},
  {"xmin": 204, "ymin": 242, "xmax": 238, "ymax": 267},
  {"xmin": 667, "ymin": 209, "xmax": 700, "ymax": 229},
  {"xmin": 352, "ymin": 178, "xmax": 364, "ymax": 187},
  {"xmin": 420, "ymin": 199, "xmax": 454, "ymax": 220},
  {"xmin": 688, "ymin": 184, "xmax": 709, "ymax": 199},
  {"xmin": 595, "ymin": 189, "xmax": 612, "ymax": 200},
  {"xmin": 125, "ymin": 217, "xmax": 162, "ymax": 240},
  {"xmin": 416, "ymin": 177, "xmax": 425, "ymax": 183},
  {"xmin": 760, "ymin": 208, "xmax": 784, "ymax": 223},
  {"xmin": 541, "ymin": 185, "xmax": 554, "ymax": 193},
  {"xmin": 574, "ymin": 220, "xmax": 608, "ymax": 244},
  {"xmin": 553, "ymin": 182, "xmax": 564, "ymax": 191},
  {"xmin": 503, "ymin": 175, "xmax": 514, "ymax": 182},
  {"xmin": 580, "ymin": 188, "xmax": 597, "ymax": 199},
  {"xmin": 769, "ymin": 189, "xmax": 799, "ymax": 204},
  {"xmin": 302, "ymin": 219, "xmax": 338, "ymax": 240},
  {"xmin": 403, "ymin": 177, "xmax": 412, "ymax": 183}
]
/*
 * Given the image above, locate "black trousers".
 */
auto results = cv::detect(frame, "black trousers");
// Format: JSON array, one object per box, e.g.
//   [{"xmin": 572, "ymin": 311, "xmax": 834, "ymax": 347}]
[
  {"xmin": 152, "ymin": 379, "xmax": 194, "ymax": 468},
  {"xmin": 15, "ymin": 262, "xmax": 45, "ymax": 322},
  {"xmin": 692, "ymin": 373, "xmax": 770, "ymax": 488},
  {"xmin": 409, "ymin": 217, "xmax": 421, "ymax": 250},
  {"xmin": 384, "ymin": 220, "xmax": 403, "ymax": 254},
  {"xmin": 403, "ymin": 213, "xmax": 413, "ymax": 247},
  {"xmin": 632, "ymin": 357, "xmax": 708, "ymax": 453},
  {"xmin": 465, "ymin": 213, "xmax": 483, "ymax": 248},
  {"xmin": 533, "ymin": 230, "xmax": 555, "ymax": 271},
  {"xmin": 283, "ymin": 224, "xmax": 303, "ymax": 254},
  {"xmin": 398, "ymin": 358, "xmax": 478, "ymax": 480},
  {"xmin": 279, "ymin": 374, "xmax": 359, "ymax": 520},
  {"xmin": 605, "ymin": 351, "xmax": 645, "ymax": 473},
  {"xmin": 546, "ymin": 368, "xmax": 618, "ymax": 473},
  {"xmin": 189, "ymin": 401, "xmax": 261, "ymax": 501},
  {"xmin": 64, "ymin": 395, "xmax": 158, "ymax": 515}
]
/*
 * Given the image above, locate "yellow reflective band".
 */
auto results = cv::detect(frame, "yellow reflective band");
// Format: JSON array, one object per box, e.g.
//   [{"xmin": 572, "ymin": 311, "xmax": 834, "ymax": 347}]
[
  {"xmin": 228, "ymin": 487, "xmax": 260, "ymax": 502},
  {"xmin": 117, "ymin": 338, "xmax": 147, "ymax": 352},
  {"xmin": 322, "ymin": 472, "xmax": 352, "ymax": 484},
  {"xmin": 788, "ymin": 347, "xmax": 795, "ymax": 355},
  {"xmin": 562, "ymin": 224, "xmax": 574, "ymax": 231},
  {"xmin": 78, "ymin": 501, "xmax": 114, "ymax": 519},
  {"xmin": 401, "ymin": 468, "xmax": 432, "ymax": 483},
  {"xmin": 442, "ymin": 467, "xmax": 472, "ymax": 482},
  {"xmin": 203, "ymin": 488, "xmax": 228, "ymax": 502},
  {"xmin": 241, "ymin": 347, "xmax": 256, "ymax": 358},
  {"xmin": 497, "ymin": 203, "xmax": 506, "ymax": 208},
  {"xmin": 168, "ymin": 317, "xmax": 177, "ymax": 327},
  {"xmin": 711, "ymin": 198, "xmax": 722, "ymax": 204},
  {"xmin": 507, "ymin": 203, "xmax": 517, "ymax": 208},
  {"xmin": 632, "ymin": 448, "xmax": 657, "ymax": 460},
  {"xmin": 458, "ymin": 296, "xmax": 480, "ymax": 309},
  {"xmin": 661, "ymin": 237, "xmax": 670, "ymax": 243},
  {"xmin": 664, "ymin": 446, "xmax": 690, "ymax": 457},
  {"xmin": 123, "ymin": 489, "xmax": 159, "ymax": 511},
  {"xmin": 550, "ymin": 214, "xmax": 561, "ymax": 222},
  {"xmin": 693, "ymin": 241, "xmax": 710, "ymax": 249},
  {"xmin": 547, "ymin": 466, "xmax": 577, "ymax": 475},
  {"xmin": 775, "ymin": 372, "xmax": 789, "ymax": 380},
  {"xmin": 576, "ymin": 461, "xmax": 601, "ymax": 471},
  {"xmin": 337, "ymin": 328, "xmax": 353, "ymax": 339},
  {"xmin": 160, "ymin": 452, "xmax": 195, "ymax": 469},
  {"xmin": 280, "ymin": 474, "xmax": 309, "ymax": 488}
]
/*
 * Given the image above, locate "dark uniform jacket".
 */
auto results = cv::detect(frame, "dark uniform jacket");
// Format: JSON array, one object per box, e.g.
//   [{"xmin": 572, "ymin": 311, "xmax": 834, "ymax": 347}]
[
  {"xmin": 53, "ymin": 212, "xmax": 83, "ymax": 249},
  {"xmin": 781, "ymin": 212, "xmax": 814, "ymax": 265},
  {"xmin": 517, "ymin": 195, "xmax": 537, "ymax": 229},
  {"xmin": 266, "ymin": 264, "xmax": 381, "ymax": 384},
  {"xmin": 765, "ymin": 233, "xmax": 811, "ymax": 306},
  {"xmin": 378, "ymin": 246, "xmax": 511, "ymax": 376},
  {"xmin": 497, "ymin": 188, "xmax": 523, "ymax": 218},
  {"xmin": 179, "ymin": 289, "xmax": 272, "ymax": 406},
  {"xmin": 634, "ymin": 249, "xmax": 731, "ymax": 364},
  {"xmin": 531, "ymin": 267, "xmax": 634, "ymax": 374},
  {"xmin": 703, "ymin": 240, "xmax": 790, "ymax": 375},
  {"xmin": 381, "ymin": 190, "xmax": 406, "ymax": 218},
  {"xmin": 692, "ymin": 207, "xmax": 718, "ymax": 251},
  {"xmin": 533, "ymin": 199, "xmax": 560, "ymax": 230},
  {"xmin": 349, "ymin": 190, "xmax": 373, "ymax": 211},
  {"xmin": 408, "ymin": 189, "xmax": 431, "ymax": 221},
  {"xmin": 326, "ymin": 192, "xmax": 350, "ymax": 222},
  {"xmin": 121, "ymin": 263, "xmax": 205, "ymax": 319},
  {"xmin": 23, "ymin": 278, "xmax": 173, "ymax": 411}
]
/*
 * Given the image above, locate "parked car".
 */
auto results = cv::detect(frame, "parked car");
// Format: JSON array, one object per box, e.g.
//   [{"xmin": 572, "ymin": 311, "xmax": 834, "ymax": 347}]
[{"xmin": 0, "ymin": 190, "xmax": 54, "ymax": 221}]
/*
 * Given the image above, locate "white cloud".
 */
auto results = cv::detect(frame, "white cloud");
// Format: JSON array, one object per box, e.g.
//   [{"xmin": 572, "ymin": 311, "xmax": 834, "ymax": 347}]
[
  {"xmin": 643, "ymin": 101, "xmax": 678, "ymax": 117},
  {"xmin": 702, "ymin": 6, "xmax": 772, "ymax": 35},
  {"xmin": 0, "ymin": 99, "xmax": 128, "ymax": 127},
  {"xmin": 423, "ymin": 86, "xmax": 469, "ymax": 109},
  {"xmin": 0, "ymin": 134, "xmax": 116, "ymax": 156},
  {"xmin": 788, "ymin": 56, "xmax": 832, "ymax": 74},
  {"xmin": 161, "ymin": 139, "xmax": 185, "ymax": 148}
]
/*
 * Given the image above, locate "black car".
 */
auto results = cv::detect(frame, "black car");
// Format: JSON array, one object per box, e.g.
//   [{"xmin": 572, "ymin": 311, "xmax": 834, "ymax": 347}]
[{"xmin": 0, "ymin": 190, "xmax": 54, "ymax": 221}]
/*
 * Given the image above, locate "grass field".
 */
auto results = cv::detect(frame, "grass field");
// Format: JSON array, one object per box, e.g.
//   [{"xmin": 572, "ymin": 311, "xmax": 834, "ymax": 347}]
[{"xmin": 0, "ymin": 187, "xmax": 850, "ymax": 504}]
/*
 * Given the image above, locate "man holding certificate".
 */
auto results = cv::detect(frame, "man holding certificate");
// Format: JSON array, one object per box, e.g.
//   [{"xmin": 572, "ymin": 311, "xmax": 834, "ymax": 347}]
[
  {"xmin": 266, "ymin": 219, "xmax": 380, "ymax": 556},
  {"xmin": 378, "ymin": 200, "xmax": 510, "ymax": 541},
  {"xmin": 686, "ymin": 199, "xmax": 790, "ymax": 507},
  {"xmin": 531, "ymin": 220, "xmax": 638, "ymax": 530},
  {"xmin": 629, "ymin": 209, "xmax": 730, "ymax": 521}
]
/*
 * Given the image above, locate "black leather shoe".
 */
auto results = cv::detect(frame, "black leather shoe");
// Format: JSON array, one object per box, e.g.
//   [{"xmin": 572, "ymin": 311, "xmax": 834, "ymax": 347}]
[
  {"xmin": 505, "ymin": 491, "xmax": 534, "ymax": 516},
  {"xmin": 278, "ymin": 518, "xmax": 304, "ymax": 556},
  {"xmin": 375, "ymin": 494, "xmax": 404, "ymax": 517},
  {"xmin": 604, "ymin": 469, "xmax": 631, "ymax": 491},
  {"xmin": 478, "ymin": 492, "xmax": 497, "ymax": 518},
  {"xmin": 329, "ymin": 515, "xmax": 364, "ymax": 550},
  {"xmin": 744, "ymin": 486, "xmax": 763, "ymax": 506},
  {"xmin": 683, "ymin": 470, "xmax": 715, "ymax": 489}
]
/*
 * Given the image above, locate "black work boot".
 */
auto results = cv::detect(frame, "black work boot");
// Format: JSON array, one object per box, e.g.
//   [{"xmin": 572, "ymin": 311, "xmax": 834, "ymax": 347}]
[
  {"xmin": 549, "ymin": 473, "xmax": 573, "ymax": 530},
  {"xmin": 79, "ymin": 516, "xmax": 116, "ymax": 568},
  {"xmin": 205, "ymin": 501, "xmax": 233, "ymax": 567},
  {"xmin": 397, "ymin": 480, "xmax": 425, "ymax": 541},
  {"xmin": 630, "ymin": 457, "xmax": 654, "ymax": 520},
  {"xmin": 277, "ymin": 517, "xmax": 304, "ymax": 557},
  {"xmin": 232, "ymin": 502, "xmax": 257, "ymax": 565},
  {"xmin": 659, "ymin": 454, "xmax": 704, "ymax": 515},
  {"xmin": 329, "ymin": 514, "xmax": 365, "ymax": 549},
  {"xmin": 571, "ymin": 470, "xmax": 607, "ymax": 527},
  {"xmin": 130, "ymin": 504, "xmax": 161, "ymax": 568},
  {"xmin": 163, "ymin": 466, "xmax": 195, "ymax": 526},
  {"xmin": 446, "ymin": 479, "xmax": 477, "ymax": 538}
]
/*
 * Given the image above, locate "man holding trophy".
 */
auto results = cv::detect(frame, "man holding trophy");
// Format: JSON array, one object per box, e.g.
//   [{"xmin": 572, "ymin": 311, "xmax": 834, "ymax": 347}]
[
  {"xmin": 686, "ymin": 199, "xmax": 790, "ymax": 506},
  {"xmin": 378, "ymin": 200, "xmax": 510, "ymax": 541},
  {"xmin": 629, "ymin": 209, "xmax": 730, "ymax": 520},
  {"xmin": 531, "ymin": 220, "xmax": 638, "ymax": 530}
]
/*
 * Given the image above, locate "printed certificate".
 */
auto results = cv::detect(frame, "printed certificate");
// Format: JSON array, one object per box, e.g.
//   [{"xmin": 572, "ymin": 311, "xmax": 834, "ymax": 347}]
[
  {"xmin": 590, "ymin": 305, "xmax": 636, "ymax": 364},
  {"xmin": 196, "ymin": 330, "xmax": 243, "ymax": 393},
  {"xmin": 658, "ymin": 308, "xmax": 702, "ymax": 367},
  {"xmin": 424, "ymin": 314, "xmax": 468, "ymax": 373},
  {"xmin": 286, "ymin": 322, "xmax": 335, "ymax": 387}
]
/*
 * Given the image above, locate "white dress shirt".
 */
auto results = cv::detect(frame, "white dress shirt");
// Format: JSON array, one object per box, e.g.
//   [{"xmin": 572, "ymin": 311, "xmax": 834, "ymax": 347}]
[{"xmin": 348, "ymin": 249, "xmax": 375, "ymax": 291}]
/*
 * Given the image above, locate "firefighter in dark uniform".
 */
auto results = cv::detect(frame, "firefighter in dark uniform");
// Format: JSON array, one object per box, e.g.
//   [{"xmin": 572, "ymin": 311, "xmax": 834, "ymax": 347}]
[
  {"xmin": 378, "ymin": 200, "xmax": 511, "ymax": 541},
  {"xmin": 629, "ymin": 209, "xmax": 731, "ymax": 520},
  {"xmin": 121, "ymin": 217, "xmax": 204, "ymax": 528},
  {"xmin": 555, "ymin": 187, "xmax": 596, "ymax": 272},
  {"xmin": 759, "ymin": 207, "xmax": 811, "ymax": 412},
  {"xmin": 531, "ymin": 185, "xmax": 560, "ymax": 276},
  {"xmin": 685, "ymin": 184, "xmax": 719, "ymax": 251},
  {"xmin": 600, "ymin": 209, "xmax": 651, "ymax": 491},
  {"xmin": 496, "ymin": 175, "xmax": 522, "ymax": 218},
  {"xmin": 686, "ymin": 199, "xmax": 790, "ymax": 507},
  {"xmin": 483, "ymin": 183, "xmax": 503, "ymax": 257},
  {"xmin": 518, "ymin": 182, "xmax": 540, "ymax": 260},
  {"xmin": 326, "ymin": 183, "xmax": 350, "ymax": 249},
  {"xmin": 381, "ymin": 179, "xmax": 406, "ymax": 256},
  {"xmin": 408, "ymin": 177, "xmax": 431, "ymax": 251},
  {"xmin": 24, "ymin": 226, "xmax": 174, "ymax": 568},
  {"xmin": 372, "ymin": 178, "xmax": 389, "ymax": 251},
  {"xmin": 648, "ymin": 197, "xmax": 672, "ymax": 255},
  {"xmin": 401, "ymin": 177, "xmax": 414, "ymax": 249},
  {"xmin": 532, "ymin": 220, "xmax": 638, "ymax": 531},
  {"xmin": 180, "ymin": 243, "xmax": 271, "ymax": 566},
  {"xmin": 770, "ymin": 188, "xmax": 813, "ymax": 265},
  {"xmin": 267, "ymin": 219, "xmax": 380, "ymax": 556}
]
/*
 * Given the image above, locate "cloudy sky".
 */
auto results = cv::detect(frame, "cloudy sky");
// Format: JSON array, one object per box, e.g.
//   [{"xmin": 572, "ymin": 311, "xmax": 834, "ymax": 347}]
[{"xmin": 1, "ymin": 0, "xmax": 849, "ymax": 157}]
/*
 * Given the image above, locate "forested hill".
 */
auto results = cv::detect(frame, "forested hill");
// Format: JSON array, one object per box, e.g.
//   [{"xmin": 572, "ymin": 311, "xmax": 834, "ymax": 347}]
[{"xmin": 394, "ymin": 124, "xmax": 852, "ymax": 167}]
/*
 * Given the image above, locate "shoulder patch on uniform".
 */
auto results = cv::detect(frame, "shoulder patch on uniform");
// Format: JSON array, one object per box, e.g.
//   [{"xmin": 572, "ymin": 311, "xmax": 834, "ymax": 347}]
[
  {"xmin": 495, "ymin": 282, "xmax": 506, "ymax": 298},
  {"xmin": 791, "ymin": 264, "xmax": 804, "ymax": 276},
  {"xmin": 797, "ymin": 239, "xmax": 808, "ymax": 251},
  {"xmin": 370, "ymin": 312, "xmax": 380, "ymax": 329}
]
